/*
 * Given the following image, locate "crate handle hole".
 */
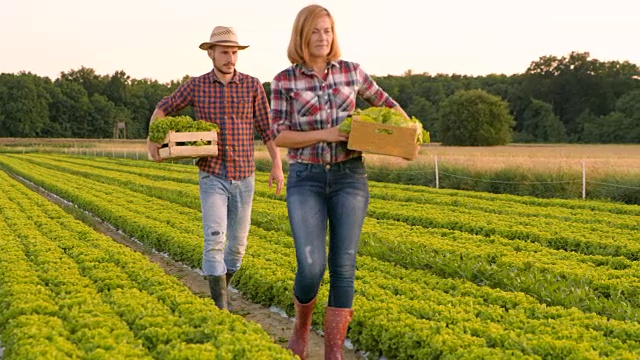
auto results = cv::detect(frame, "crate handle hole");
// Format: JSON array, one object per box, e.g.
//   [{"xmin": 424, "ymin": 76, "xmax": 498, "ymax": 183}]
[{"xmin": 375, "ymin": 129, "xmax": 394, "ymax": 135}]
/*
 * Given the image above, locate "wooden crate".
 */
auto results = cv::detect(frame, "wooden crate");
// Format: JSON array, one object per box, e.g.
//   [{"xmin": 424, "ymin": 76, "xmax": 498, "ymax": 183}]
[
  {"xmin": 156, "ymin": 130, "xmax": 218, "ymax": 160},
  {"xmin": 347, "ymin": 118, "xmax": 419, "ymax": 160}
]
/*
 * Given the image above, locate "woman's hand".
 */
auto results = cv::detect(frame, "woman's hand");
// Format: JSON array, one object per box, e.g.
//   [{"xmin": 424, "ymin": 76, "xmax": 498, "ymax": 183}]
[{"xmin": 324, "ymin": 126, "xmax": 349, "ymax": 143}]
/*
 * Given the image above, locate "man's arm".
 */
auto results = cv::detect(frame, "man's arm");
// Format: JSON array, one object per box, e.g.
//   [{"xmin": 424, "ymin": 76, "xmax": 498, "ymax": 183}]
[
  {"xmin": 264, "ymin": 139, "xmax": 284, "ymax": 195},
  {"xmin": 146, "ymin": 79, "xmax": 194, "ymax": 162},
  {"xmin": 252, "ymin": 79, "xmax": 284, "ymax": 195}
]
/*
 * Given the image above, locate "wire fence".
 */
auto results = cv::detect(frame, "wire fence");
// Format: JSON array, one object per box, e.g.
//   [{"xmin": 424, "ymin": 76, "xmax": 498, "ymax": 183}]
[{"xmin": 6, "ymin": 146, "xmax": 640, "ymax": 204}]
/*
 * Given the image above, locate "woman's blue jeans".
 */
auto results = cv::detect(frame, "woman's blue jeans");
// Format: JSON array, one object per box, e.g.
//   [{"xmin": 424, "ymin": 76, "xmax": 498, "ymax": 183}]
[
  {"xmin": 198, "ymin": 169, "xmax": 255, "ymax": 277},
  {"xmin": 286, "ymin": 156, "xmax": 369, "ymax": 309}
]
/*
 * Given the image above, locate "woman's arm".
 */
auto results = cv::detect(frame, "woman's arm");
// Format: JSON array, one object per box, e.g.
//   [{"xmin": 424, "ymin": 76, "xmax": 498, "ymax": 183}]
[{"xmin": 274, "ymin": 127, "xmax": 348, "ymax": 149}]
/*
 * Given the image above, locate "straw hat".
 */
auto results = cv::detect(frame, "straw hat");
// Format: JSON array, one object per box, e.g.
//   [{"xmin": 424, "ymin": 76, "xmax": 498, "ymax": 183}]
[{"xmin": 199, "ymin": 26, "xmax": 249, "ymax": 50}]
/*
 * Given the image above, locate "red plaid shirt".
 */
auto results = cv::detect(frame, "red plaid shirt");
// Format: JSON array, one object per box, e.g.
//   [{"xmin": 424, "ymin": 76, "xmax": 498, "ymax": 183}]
[
  {"xmin": 156, "ymin": 70, "xmax": 273, "ymax": 180},
  {"xmin": 270, "ymin": 60, "xmax": 398, "ymax": 164}
]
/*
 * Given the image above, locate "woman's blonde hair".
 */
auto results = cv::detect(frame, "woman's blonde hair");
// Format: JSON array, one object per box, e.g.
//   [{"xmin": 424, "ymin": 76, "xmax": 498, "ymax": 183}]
[{"xmin": 287, "ymin": 5, "xmax": 341, "ymax": 65}]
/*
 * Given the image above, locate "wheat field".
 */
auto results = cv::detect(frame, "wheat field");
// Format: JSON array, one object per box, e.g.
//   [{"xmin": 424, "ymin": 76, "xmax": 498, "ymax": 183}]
[{"xmin": 2, "ymin": 138, "xmax": 639, "ymax": 177}]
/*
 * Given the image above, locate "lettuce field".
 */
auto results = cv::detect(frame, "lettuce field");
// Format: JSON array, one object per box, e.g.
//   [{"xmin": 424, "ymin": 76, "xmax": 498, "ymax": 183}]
[{"xmin": 1, "ymin": 153, "xmax": 640, "ymax": 359}]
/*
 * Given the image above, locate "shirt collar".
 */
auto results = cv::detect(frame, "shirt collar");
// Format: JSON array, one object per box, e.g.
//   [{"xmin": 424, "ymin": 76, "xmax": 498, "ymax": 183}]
[
  {"xmin": 209, "ymin": 69, "xmax": 243, "ymax": 84},
  {"xmin": 296, "ymin": 60, "xmax": 340, "ymax": 76}
]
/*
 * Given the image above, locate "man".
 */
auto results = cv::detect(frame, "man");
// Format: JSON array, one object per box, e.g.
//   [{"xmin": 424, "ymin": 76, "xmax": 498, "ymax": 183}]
[{"xmin": 147, "ymin": 26, "xmax": 284, "ymax": 310}]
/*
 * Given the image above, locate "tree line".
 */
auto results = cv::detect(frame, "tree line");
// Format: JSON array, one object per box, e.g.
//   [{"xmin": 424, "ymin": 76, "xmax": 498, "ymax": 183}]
[{"xmin": 0, "ymin": 51, "xmax": 638, "ymax": 144}]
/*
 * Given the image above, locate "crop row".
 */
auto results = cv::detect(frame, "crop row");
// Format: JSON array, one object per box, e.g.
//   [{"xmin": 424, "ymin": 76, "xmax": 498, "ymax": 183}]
[
  {"xmin": 3, "ymin": 154, "xmax": 640, "ymax": 321},
  {"xmin": 25, "ymin": 154, "xmax": 640, "ymax": 261},
  {"xmin": 2, "ymin": 155, "xmax": 640, "ymax": 358},
  {"xmin": 0, "ymin": 171, "xmax": 293, "ymax": 359}
]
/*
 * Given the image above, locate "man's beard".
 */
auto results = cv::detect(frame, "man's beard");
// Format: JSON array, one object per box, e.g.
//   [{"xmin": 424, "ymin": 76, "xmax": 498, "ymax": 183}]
[{"xmin": 215, "ymin": 63, "xmax": 234, "ymax": 75}]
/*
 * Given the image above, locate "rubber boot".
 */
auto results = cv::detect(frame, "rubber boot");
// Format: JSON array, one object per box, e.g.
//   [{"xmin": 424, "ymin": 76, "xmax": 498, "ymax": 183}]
[
  {"xmin": 226, "ymin": 271, "xmax": 236, "ymax": 311},
  {"xmin": 287, "ymin": 296, "xmax": 317, "ymax": 360},
  {"xmin": 226, "ymin": 271, "xmax": 236, "ymax": 287},
  {"xmin": 323, "ymin": 307, "xmax": 354, "ymax": 360},
  {"xmin": 206, "ymin": 275, "xmax": 227, "ymax": 310}
]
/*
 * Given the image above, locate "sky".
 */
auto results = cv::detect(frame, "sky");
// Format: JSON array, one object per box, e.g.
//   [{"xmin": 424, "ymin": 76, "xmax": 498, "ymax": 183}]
[{"xmin": 2, "ymin": 0, "xmax": 639, "ymax": 84}]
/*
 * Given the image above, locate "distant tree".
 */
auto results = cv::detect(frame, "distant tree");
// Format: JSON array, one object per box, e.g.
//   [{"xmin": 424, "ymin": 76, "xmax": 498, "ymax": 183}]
[
  {"xmin": 0, "ymin": 73, "xmax": 50, "ymax": 137},
  {"xmin": 580, "ymin": 90, "xmax": 640, "ymax": 143},
  {"xmin": 520, "ymin": 99, "xmax": 567, "ymax": 143},
  {"xmin": 87, "ymin": 94, "xmax": 123, "ymax": 138},
  {"xmin": 614, "ymin": 89, "xmax": 640, "ymax": 123},
  {"xmin": 50, "ymin": 78, "xmax": 92, "ymax": 137},
  {"xmin": 262, "ymin": 82, "xmax": 271, "ymax": 100},
  {"xmin": 574, "ymin": 110, "xmax": 599, "ymax": 143},
  {"xmin": 523, "ymin": 51, "xmax": 639, "ymax": 139},
  {"xmin": 437, "ymin": 89, "xmax": 515, "ymax": 146},
  {"xmin": 126, "ymin": 78, "xmax": 171, "ymax": 138},
  {"xmin": 0, "ymin": 52, "xmax": 637, "ymax": 141},
  {"xmin": 42, "ymin": 85, "xmax": 72, "ymax": 137},
  {"xmin": 103, "ymin": 70, "xmax": 131, "ymax": 106},
  {"xmin": 581, "ymin": 112, "xmax": 629, "ymax": 143},
  {"xmin": 406, "ymin": 95, "xmax": 438, "ymax": 140},
  {"xmin": 59, "ymin": 66, "xmax": 105, "ymax": 96}
]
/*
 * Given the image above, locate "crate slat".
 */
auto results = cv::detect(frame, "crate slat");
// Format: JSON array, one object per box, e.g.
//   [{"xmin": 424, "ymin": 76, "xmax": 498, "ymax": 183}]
[{"xmin": 154, "ymin": 130, "xmax": 218, "ymax": 160}]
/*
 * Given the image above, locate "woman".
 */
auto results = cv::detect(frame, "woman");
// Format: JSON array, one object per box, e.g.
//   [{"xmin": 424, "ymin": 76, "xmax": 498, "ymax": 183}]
[{"xmin": 270, "ymin": 5, "xmax": 411, "ymax": 359}]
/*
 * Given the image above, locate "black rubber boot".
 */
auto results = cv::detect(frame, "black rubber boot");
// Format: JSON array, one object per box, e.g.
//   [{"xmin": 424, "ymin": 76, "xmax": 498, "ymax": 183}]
[
  {"xmin": 225, "ymin": 271, "xmax": 236, "ymax": 312},
  {"xmin": 206, "ymin": 275, "xmax": 227, "ymax": 310},
  {"xmin": 226, "ymin": 271, "xmax": 236, "ymax": 288}
]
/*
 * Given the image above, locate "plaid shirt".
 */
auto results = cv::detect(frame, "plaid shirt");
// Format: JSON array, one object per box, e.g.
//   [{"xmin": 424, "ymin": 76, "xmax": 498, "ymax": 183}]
[
  {"xmin": 270, "ymin": 60, "xmax": 398, "ymax": 164},
  {"xmin": 157, "ymin": 70, "xmax": 273, "ymax": 180}
]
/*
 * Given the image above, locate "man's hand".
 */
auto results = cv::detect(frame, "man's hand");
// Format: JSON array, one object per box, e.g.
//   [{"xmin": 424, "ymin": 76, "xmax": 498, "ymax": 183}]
[
  {"xmin": 147, "ymin": 108, "xmax": 166, "ymax": 162},
  {"xmin": 269, "ymin": 162, "xmax": 285, "ymax": 196},
  {"xmin": 147, "ymin": 138, "xmax": 162, "ymax": 162}
]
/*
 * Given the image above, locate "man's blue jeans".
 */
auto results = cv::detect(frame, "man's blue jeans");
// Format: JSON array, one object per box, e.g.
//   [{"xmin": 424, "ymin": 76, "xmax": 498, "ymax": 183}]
[
  {"xmin": 199, "ymin": 169, "xmax": 255, "ymax": 276},
  {"xmin": 286, "ymin": 156, "xmax": 369, "ymax": 309}
]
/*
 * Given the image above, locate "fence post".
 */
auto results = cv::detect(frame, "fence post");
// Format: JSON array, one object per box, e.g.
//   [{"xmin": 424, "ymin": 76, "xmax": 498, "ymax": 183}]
[
  {"xmin": 582, "ymin": 160, "xmax": 586, "ymax": 200},
  {"xmin": 435, "ymin": 155, "xmax": 439, "ymax": 189}
]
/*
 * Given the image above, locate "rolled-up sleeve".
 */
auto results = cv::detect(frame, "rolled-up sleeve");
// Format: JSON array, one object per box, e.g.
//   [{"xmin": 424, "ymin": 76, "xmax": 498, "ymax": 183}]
[
  {"xmin": 356, "ymin": 64, "xmax": 398, "ymax": 108},
  {"xmin": 156, "ymin": 80, "xmax": 194, "ymax": 114},
  {"xmin": 269, "ymin": 77, "xmax": 292, "ymax": 138}
]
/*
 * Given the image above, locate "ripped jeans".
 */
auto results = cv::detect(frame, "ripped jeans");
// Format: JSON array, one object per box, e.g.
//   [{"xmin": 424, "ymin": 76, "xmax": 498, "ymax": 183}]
[
  {"xmin": 286, "ymin": 156, "xmax": 369, "ymax": 309},
  {"xmin": 199, "ymin": 169, "xmax": 255, "ymax": 276}
]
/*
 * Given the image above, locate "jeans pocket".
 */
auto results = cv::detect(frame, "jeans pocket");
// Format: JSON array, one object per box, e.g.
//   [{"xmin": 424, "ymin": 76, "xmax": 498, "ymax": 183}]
[
  {"xmin": 290, "ymin": 168, "xmax": 312, "ymax": 182},
  {"xmin": 290, "ymin": 162, "xmax": 323, "ymax": 184},
  {"xmin": 345, "ymin": 163, "xmax": 367, "ymax": 177},
  {"xmin": 199, "ymin": 171, "xmax": 211, "ymax": 181}
]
